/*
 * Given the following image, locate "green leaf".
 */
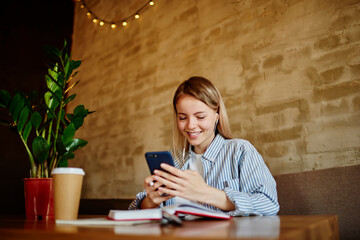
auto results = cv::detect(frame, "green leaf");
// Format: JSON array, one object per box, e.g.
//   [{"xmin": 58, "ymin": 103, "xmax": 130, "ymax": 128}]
[
  {"xmin": 74, "ymin": 104, "xmax": 85, "ymax": 116},
  {"xmin": 63, "ymin": 94, "xmax": 76, "ymax": 106},
  {"xmin": 17, "ymin": 107, "xmax": 29, "ymax": 133},
  {"xmin": 66, "ymin": 113, "xmax": 73, "ymax": 121},
  {"xmin": 62, "ymin": 123, "xmax": 75, "ymax": 146},
  {"xmin": 71, "ymin": 116, "xmax": 84, "ymax": 130},
  {"xmin": 46, "ymin": 71, "xmax": 61, "ymax": 91},
  {"xmin": 44, "ymin": 92, "xmax": 51, "ymax": 108},
  {"xmin": 45, "ymin": 89, "xmax": 63, "ymax": 112},
  {"xmin": 30, "ymin": 112, "xmax": 42, "ymax": 130},
  {"xmin": 32, "ymin": 136, "xmax": 49, "ymax": 163},
  {"xmin": 12, "ymin": 99, "xmax": 25, "ymax": 123},
  {"xmin": 64, "ymin": 59, "xmax": 70, "ymax": 79},
  {"xmin": 66, "ymin": 60, "xmax": 81, "ymax": 80},
  {"xmin": 0, "ymin": 89, "xmax": 11, "ymax": 108},
  {"xmin": 57, "ymin": 73, "xmax": 65, "ymax": 88},
  {"xmin": 58, "ymin": 152, "xmax": 75, "ymax": 167},
  {"xmin": 56, "ymin": 138, "xmax": 67, "ymax": 155},
  {"xmin": 45, "ymin": 106, "xmax": 57, "ymax": 120},
  {"xmin": 60, "ymin": 109, "xmax": 66, "ymax": 121},
  {"xmin": 70, "ymin": 105, "xmax": 90, "ymax": 129},
  {"xmin": 9, "ymin": 93, "xmax": 22, "ymax": 116},
  {"xmin": 38, "ymin": 117, "xmax": 52, "ymax": 135},
  {"xmin": 65, "ymin": 138, "xmax": 87, "ymax": 152},
  {"xmin": 71, "ymin": 60, "xmax": 81, "ymax": 70},
  {"xmin": 44, "ymin": 45, "xmax": 61, "ymax": 58},
  {"xmin": 58, "ymin": 158, "xmax": 68, "ymax": 167},
  {"xmin": 23, "ymin": 122, "xmax": 32, "ymax": 142}
]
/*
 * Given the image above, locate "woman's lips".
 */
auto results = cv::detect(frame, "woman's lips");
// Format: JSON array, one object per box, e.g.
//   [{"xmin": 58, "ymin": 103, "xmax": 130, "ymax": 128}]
[{"xmin": 186, "ymin": 131, "xmax": 201, "ymax": 139}]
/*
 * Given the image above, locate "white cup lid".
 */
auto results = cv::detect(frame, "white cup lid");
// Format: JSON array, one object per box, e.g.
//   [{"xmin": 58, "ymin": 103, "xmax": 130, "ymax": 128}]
[{"xmin": 51, "ymin": 167, "xmax": 85, "ymax": 175}]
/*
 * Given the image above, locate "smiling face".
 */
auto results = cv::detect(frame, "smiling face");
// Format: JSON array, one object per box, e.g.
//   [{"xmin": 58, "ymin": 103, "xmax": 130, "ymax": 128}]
[{"xmin": 176, "ymin": 94, "xmax": 218, "ymax": 154}]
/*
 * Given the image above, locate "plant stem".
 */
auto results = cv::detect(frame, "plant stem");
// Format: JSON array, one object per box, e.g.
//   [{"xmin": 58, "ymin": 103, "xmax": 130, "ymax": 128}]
[
  {"xmin": 49, "ymin": 99, "xmax": 64, "ymax": 173},
  {"xmin": 37, "ymin": 164, "xmax": 41, "ymax": 178},
  {"xmin": 50, "ymin": 53, "xmax": 67, "ymax": 173},
  {"xmin": 47, "ymin": 121, "xmax": 53, "ymax": 144},
  {"xmin": 44, "ymin": 160, "xmax": 49, "ymax": 178},
  {"xmin": 19, "ymin": 133, "xmax": 37, "ymax": 178}
]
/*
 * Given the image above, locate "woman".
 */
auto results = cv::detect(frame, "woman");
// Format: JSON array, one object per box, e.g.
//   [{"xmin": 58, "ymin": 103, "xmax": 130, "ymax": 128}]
[{"xmin": 129, "ymin": 76, "xmax": 279, "ymax": 216}]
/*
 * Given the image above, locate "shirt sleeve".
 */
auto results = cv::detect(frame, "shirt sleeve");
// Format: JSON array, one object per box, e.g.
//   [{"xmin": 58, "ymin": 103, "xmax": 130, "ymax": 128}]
[
  {"xmin": 128, "ymin": 190, "xmax": 147, "ymax": 210},
  {"xmin": 224, "ymin": 142, "xmax": 279, "ymax": 216}
]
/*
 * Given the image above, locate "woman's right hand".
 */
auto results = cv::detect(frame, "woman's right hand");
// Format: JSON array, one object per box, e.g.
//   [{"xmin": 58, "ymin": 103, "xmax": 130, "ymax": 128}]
[{"xmin": 140, "ymin": 175, "xmax": 173, "ymax": 209}]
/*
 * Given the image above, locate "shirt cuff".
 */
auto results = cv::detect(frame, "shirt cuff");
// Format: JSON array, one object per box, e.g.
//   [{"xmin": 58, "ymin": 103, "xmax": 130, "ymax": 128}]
[{"xmin": 224, "ymin": 187, "xmax": 262, "ymax": 216}]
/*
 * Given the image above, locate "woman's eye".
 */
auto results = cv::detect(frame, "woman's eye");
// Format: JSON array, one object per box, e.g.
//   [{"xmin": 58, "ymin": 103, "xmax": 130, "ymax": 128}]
[
  {"xmin": 197, "ymin": 116, "xmax": 206, "ymax": 119},
  {"xmin": 179, "ymin": 117, "xmax": 187, "ymax": 121}
]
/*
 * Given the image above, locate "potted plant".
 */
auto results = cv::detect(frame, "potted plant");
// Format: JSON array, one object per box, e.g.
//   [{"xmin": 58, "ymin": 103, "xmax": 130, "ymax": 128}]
[{"xmin": 0, "ymin": 40, "xmax": 92, "ymax": 219}]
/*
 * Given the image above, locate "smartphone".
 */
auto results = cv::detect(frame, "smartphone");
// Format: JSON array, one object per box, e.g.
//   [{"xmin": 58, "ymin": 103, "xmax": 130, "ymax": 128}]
[{"xmin": 145, "ymin": 151, "xmax": 175, "ymax": 175}]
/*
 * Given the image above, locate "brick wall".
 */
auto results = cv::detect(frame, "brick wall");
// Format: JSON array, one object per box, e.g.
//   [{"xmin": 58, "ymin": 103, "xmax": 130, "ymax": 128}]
[{"xmin": 70, "ymin": 0, "xmax": 360, "ymax": 198}]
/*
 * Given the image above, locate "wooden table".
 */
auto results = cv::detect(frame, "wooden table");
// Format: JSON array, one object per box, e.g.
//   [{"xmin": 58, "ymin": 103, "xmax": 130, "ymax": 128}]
[{"xmin": 0, "ymin": 215, "xmax": 339, "ymax": 240}]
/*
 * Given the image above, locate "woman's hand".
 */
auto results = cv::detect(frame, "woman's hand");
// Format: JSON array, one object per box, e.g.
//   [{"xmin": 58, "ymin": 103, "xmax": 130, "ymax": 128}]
[
  {"xmin": 140, "ymin": 175, "xmax": 173, "ymax": 209},
  {"xmin": 153, "ymin": 163, "xmax": 211, "ymax": 203},
  {"xmin": 154, "ymin": 163, "xmax": 236, "ymax": 211}
]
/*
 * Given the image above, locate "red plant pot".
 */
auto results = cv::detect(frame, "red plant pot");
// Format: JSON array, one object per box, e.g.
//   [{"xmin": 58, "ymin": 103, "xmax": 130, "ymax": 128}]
[{"xmin": 23, "ymin": 178, "xmax": 54, "ymax": 220}]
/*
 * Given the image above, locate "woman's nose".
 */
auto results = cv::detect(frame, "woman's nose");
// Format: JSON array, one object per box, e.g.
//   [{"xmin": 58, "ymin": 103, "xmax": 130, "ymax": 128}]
[{"xmin": 186, "ymin": 118, "xmax": 196, "ymax": 129}]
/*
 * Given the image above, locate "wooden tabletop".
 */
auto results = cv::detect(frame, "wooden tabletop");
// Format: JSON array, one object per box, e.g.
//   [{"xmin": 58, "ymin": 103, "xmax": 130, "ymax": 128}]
[{"xmin": 0, "ymin": 215, "xmax": 339, "ymax": 240}]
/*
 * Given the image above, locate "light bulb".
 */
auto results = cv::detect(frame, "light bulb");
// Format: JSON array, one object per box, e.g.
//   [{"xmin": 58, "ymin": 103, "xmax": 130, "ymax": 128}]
[
  {"xmin": 93, "ymin": 18, "xmax": 98, "ymax": 23},
  {"xmin": 122, "ymin": 21, "xmax": 127, "ymax": 26},
  {"xmin": 87, "ymin": 12, "xmax": 91, "ymax": 17},
  {"xmin": 99, "ymin": 21, "xmax": 104, "ymax": 26},
  {"xmin": 111, "ymin": 24, "xmax": 116, "ymax": 29},
  {"xmin": 149, "ymin": 1, "xmax": 154, "ymax": 6},
  {"xmin": 135, "ymin": 13, "xmax": 140, "ymax": 19},
  {"xmin": 80, "ymin": 5, "xmax": 84, "ymax": 8}
]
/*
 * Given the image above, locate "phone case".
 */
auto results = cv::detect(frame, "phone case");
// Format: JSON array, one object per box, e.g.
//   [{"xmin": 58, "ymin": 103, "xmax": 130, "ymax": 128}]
[{"xmin": 145, "ymin": 151, "xmax": 175, "ymax": 174}]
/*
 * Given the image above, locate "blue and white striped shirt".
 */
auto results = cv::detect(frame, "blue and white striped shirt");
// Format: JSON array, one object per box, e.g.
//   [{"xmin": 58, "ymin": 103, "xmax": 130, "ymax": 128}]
[{"xmin": 129, "ymin": 134, "xmax": 279, "ymax": 216}]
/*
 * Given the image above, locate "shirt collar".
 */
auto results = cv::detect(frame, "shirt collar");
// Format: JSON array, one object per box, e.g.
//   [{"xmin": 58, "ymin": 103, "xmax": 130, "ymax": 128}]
[{"xmin": 189, "ymin": 133, "xmax": 225, "ymax": 163}]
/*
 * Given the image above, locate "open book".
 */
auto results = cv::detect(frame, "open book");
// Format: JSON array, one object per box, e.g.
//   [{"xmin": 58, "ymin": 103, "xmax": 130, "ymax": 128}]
[{"xmin": 108, "ymin": 201, "xmax": 231, "ymax": 221}]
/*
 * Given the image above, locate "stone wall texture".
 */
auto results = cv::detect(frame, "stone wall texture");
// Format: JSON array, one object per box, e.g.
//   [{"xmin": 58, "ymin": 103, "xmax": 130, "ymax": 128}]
[{"xmin": 70, "ymin": 0, "xmax": 360, "ymax": 198}]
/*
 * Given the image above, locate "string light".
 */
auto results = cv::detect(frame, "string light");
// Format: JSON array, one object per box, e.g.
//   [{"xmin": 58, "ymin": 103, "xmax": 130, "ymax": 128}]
[{"xmin": 78, "ymin": 0, "xmax": 155, "ymax": 29}]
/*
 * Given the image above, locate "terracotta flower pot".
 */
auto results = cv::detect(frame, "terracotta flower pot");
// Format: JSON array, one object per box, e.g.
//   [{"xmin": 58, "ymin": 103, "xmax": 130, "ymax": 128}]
[{"xmin": 23, "ymin": 178, "xmax": 54, "ymax": 220}]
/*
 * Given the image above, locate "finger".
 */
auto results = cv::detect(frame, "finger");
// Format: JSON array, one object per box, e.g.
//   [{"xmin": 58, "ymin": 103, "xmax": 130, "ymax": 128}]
[
  {"xmin": 159, "ymin": 163, "xmax": 187, "ymax": 178},
  {"xmin": 144, "ymin": 178, "xmax": 151, "ymax": 189},
  {"xmin": 150, "ymin": 187, "xmax": 173, "ymax": 200},
  {"xmin": 145, "ymin": 176, "xmax": 157, "ymax": 185},
  {"xmin": 158, "ymin": 186, "xmax": 181, "ymax": 198},
  {"xmin": 154, "ymin": 170, "xmax": 184, "ymax": 186},
  {"xmin": 158, "ymin": 193, "xmax": 174, "ymax": 201},
  {"xmin": 154, "ymin": 175, "xmax": 183, "ymax": 191},
  {"xmin": 153, "ymin": 181, "xmax": 166, "ymax": 190}
]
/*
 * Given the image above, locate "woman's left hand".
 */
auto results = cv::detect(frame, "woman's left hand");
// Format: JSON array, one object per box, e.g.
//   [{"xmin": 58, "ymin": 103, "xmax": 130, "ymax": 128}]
[{"xmin": 153, "ymin": 163, "xmax": 210, "ymax": 203}]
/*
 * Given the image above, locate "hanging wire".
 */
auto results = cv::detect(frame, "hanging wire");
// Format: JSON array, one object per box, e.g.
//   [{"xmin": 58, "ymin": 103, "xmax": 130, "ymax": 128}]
[{"xmin": 78, "ymin": 0, "xmax": 155, "ymax": 28}]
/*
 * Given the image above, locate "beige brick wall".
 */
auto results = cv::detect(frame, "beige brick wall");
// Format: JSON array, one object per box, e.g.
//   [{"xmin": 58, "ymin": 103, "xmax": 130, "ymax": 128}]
[{"xmin": 69, "ymin": 0, "xmax": 360, "ymax": 198}]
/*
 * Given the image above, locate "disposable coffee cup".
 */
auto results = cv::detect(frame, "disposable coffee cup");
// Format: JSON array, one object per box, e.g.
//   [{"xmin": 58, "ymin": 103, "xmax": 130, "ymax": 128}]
[{"xmin": 51, "ymin": 167, "xmax": 85, "ymax": 220}]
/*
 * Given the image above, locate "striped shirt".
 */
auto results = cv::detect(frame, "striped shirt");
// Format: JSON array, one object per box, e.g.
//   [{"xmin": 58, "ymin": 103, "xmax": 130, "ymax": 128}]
[{"xmin": 129, "ymin": 134, "xmax": 279, "ymax": 216}]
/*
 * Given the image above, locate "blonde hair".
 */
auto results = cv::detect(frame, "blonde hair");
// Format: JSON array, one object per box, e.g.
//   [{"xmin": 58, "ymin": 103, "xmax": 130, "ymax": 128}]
[{"xmin": 172, "ymin": 76, "xmax": 232, "ymax": 165}]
